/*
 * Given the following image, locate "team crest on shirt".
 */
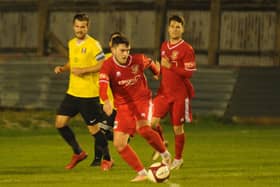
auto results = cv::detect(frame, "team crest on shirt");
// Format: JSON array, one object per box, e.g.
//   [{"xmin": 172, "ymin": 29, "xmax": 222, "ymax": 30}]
[
  {"xmin": 171, "ymin": 50, "xmax": 179, "ymax": 61},
  {"xmin": 81, "ymin": 48, "xmax": 87, "ymax": 53},
  {"xmin": 131, "ymin": 64, "xmax": 139, "ymax": 74}
]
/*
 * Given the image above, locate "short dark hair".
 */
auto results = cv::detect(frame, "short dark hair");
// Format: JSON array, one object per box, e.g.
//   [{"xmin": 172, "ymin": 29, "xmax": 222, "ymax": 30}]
[
  {"xmin": 111, "ymin": 35, "xmax": 130, "ymax": 47},
  {"xmin": 168, "ymin": 15, "xmax": 185, "ymax": 26},
  {"xmin": 109, "ymin": 32, "xmax": 122, "ymax": 42},
  {"xmin": 73, "ymin": 13, "xmax": 89, "ymax": 25}
]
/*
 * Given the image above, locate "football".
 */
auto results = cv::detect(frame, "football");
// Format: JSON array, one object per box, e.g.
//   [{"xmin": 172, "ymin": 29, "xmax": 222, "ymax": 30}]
[{"xmin": 147, "ymin": 162, "xmax": 170, "ymax": 183}]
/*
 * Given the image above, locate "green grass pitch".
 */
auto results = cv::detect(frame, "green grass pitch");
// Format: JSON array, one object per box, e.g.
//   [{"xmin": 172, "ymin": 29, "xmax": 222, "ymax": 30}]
[{"xmin": 0, "ymin": 110, "xmax": 280, "ymax": 186}]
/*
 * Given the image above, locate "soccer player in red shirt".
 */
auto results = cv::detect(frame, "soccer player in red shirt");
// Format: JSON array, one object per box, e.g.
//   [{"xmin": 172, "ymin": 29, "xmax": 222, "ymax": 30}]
[
  {"xmin": 151, "ymin": 15, "xmax": 196, "ymax": 170},
  {"xmin": 99, "ymin": 35, "xmax": 171, "ymax": 182}
]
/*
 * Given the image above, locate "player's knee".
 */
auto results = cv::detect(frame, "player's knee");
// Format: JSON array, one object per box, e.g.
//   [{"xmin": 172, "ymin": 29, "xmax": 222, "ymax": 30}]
[
  {"xmin": 88, "ymin": 125, "xmax": 100, "ymax": 135},
  {"xmin": 55, "ymin": 119, "xmax": 66, "ymax": 129},
  {"xmin": 55, "ymin": 123, "xmax": 63, "ymax": 129},
  {"xmin": 137, "ymin": 125, "xmax": 151, "ymax": 138},
  {"xmin": 151, "ymin": 117, "xmax": 160, "ymax": 128},
  {"xmin": 113, "ymin": 140, "xmax": 126, "ymax": 152},
  {"xmin": 55, "ymin": 115, "xmax": 70, "ymax": 129}
]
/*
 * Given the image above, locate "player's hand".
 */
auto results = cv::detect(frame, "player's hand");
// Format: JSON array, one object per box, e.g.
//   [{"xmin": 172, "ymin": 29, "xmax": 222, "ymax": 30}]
[
  {"xmin": 103, "ymin": 100, "xmax": 113, "ymax": 116},
  {"xmin": 54, "ymin": 66, "xmax": 63, "ymax": 74},
  {"xmin": 153, "ymin": 75, "xmax": 159, "ymax": 80},
  {"xmin": 71, "ymin": 67, "xmax": 86, "ymax": 76},
  {"xmin": 161, "ymin": 56, "xmax": 171, "ymax": 69},
  {"xmin": 155, "ymin": 60, "xmax": 161, "ymax": 71},
  {"xmin": 152, "ymin": 60, "xmax": 160, "ymax": 80}
]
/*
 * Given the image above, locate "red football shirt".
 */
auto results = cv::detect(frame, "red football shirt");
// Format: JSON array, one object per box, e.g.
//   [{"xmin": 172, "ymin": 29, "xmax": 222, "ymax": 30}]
[
  {"xmin": 158, "ymin": 40, "xmax": 196, "ymax": 98},
  {"xmin": 99, "ymin": 54, "xmax": 158, "ymax": 106}
]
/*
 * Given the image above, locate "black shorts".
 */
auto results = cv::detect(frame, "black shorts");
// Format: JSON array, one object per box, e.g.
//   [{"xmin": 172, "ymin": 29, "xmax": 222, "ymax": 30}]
[{"xmin": 57, "ymin": 94, "xmax": 105, "ymax": 126}]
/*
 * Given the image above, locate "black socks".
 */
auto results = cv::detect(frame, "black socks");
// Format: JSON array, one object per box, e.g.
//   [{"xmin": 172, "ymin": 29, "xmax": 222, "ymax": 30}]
[
  {"xmin": 57, "ymin": 126, "xmax": 82, "ymax": 154},
  {"xmin": 93, "ymin": 131, "xmax": 111, "ymax": 161}
]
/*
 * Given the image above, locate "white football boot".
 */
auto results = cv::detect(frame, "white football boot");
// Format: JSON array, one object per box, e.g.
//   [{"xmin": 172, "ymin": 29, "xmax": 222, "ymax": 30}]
[{"xmin": 170, "ymin": 158, "xmax": 183, "ymax": 170}]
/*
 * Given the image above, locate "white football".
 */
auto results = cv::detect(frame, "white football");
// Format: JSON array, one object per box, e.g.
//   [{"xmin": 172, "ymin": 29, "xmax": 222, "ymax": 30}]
[{"xmin": 147, "ymin": 162, "xmax": 170, "ymax": 183}]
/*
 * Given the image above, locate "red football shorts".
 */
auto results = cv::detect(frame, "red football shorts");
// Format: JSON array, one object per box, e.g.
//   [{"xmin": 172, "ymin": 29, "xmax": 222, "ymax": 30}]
[
  {"xmin": 114, "ymin": 99, "xmax": 152, "ymax": 135},
  {"xmin": 153, "ymin": 94, "xmax": 192, "ymax": 125}
]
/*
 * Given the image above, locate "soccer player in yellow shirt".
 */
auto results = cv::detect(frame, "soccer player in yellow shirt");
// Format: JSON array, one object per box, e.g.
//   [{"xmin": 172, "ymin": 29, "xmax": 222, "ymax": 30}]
[{"xmin": 54, "ymin": 13, "xmax": 113, "ymax": 171}]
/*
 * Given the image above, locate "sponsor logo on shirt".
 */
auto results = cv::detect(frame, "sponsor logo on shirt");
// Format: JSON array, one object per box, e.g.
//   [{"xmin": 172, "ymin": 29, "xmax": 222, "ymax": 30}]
[{"xmin": 118, "ymin": 75, "xmax": 141, "ymax": 87}]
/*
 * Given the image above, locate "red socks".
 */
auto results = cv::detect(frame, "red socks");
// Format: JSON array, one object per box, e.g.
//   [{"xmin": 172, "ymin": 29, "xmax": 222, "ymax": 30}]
[
  {"xmin": 154, "ymin": 124, "xmax": 164, "ymax": 141},
  {"xmin": 138, "ymin": 125, "xmax": 166, "ymax": 153},
  {"xmin": 175, "ymin": 133, "xmax": 185, "ymax": 159},
  {"xmin": 118, "ymin": 144, "xmax": 144, "ymax": 172}
]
